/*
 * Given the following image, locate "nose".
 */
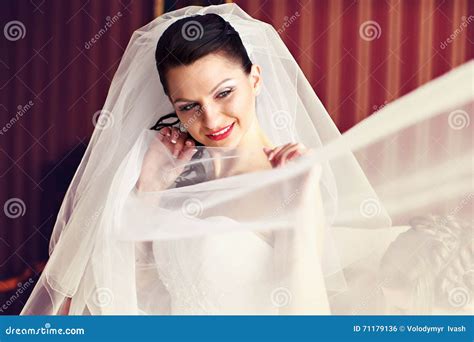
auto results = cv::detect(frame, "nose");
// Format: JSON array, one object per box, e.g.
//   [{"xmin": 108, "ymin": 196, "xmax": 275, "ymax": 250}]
[{"xmin": 200, "ymin": 103, "xmax": 224, "ymax": 130}]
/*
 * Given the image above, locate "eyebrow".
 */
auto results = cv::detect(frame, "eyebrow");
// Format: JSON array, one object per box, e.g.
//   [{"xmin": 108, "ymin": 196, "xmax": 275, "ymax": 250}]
[{"xmin": 172, "ymin": 78, "xmax": 234, "ymax": 104}]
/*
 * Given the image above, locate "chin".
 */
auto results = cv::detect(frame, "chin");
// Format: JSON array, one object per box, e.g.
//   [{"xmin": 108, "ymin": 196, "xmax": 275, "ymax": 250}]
[{"xmin": 204, "ymin": 136, "xmax": 240, "ymax": 148}]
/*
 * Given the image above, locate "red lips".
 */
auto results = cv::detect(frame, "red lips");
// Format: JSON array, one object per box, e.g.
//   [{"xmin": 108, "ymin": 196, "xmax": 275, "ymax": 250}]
[{"xmin": 205, "ymin": 122, "xmax": 235, "ymax": 141}]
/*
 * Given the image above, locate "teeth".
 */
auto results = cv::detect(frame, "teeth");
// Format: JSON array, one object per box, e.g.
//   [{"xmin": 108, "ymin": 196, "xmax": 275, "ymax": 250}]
[{"xmin": 210, "ymin": 124, "xmax": 232, "ymax": 136}]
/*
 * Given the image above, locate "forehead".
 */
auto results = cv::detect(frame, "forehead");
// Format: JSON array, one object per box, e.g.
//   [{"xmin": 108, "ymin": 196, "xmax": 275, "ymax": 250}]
[{"xmin": 166, "ymin": 53, "xmax": 244, "ymax": 98}]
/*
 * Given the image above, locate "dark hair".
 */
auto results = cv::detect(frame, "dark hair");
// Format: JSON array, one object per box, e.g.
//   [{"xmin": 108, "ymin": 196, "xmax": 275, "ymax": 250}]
[{"xmin": 151, "ymin": 13, "xmax": 252, "ymax": 133}]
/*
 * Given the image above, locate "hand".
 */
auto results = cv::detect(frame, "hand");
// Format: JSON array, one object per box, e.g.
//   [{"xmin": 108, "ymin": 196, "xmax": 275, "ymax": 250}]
[
  {"xmin": 263, "ymin": 143, "xmax": 308, "ymax": 168},
  {"xmin": 136, "ymin": 127, "xmax": 197, "ymax": 192}
]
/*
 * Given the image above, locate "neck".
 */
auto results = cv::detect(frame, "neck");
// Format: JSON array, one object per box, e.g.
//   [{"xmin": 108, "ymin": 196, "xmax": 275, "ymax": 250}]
[
  {"xmin": 237, "ymin": 117, "xmax": 273, "ymax": 151},
  {"xmin": 212, "ymin": 117, "xmax": 273, "ymax": 177}
]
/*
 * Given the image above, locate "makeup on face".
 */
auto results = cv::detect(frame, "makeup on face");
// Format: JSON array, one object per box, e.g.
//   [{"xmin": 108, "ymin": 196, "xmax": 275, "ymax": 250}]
[
  {"xmin": 205, "ymin": 121, "xmax": 235, "ymax": 141},
  {"xmin": 172, "ymin": 79, "xmax": 238, "ymax": 141},
  {"xmin": 173, "ymin": 79, "xmax": 236, "ymax": 112},
  {"xmin": 166, "ymin": 54, "xmax": 261, "ymax": 148}
]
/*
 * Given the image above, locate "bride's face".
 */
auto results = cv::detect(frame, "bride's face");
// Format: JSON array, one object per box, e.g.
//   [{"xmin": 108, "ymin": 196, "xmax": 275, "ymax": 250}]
[{"xmin": 165, "ymin": 53, "xmax": 262, "ymax": 148}]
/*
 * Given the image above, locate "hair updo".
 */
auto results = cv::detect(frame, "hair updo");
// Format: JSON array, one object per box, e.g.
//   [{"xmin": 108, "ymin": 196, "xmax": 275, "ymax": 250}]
[{"xmin": 155, "ymin": 13, "xmax": 252, "ymax": 96}]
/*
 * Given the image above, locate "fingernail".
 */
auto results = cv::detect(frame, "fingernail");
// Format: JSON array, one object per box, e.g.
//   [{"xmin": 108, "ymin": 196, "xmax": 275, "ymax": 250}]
[
  {"xmin": 171, "ymin": 139, "xmax": 177, "ymax": 144},
  {"xmin": 185, "ymin": 141, "xmax": 192, "ymax": 146}
]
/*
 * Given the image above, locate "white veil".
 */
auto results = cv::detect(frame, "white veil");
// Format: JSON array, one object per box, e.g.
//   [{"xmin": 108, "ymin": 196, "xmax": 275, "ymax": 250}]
[{"xmin": 21, "ymin": 4, "xmax": 472, "ymax": 315}]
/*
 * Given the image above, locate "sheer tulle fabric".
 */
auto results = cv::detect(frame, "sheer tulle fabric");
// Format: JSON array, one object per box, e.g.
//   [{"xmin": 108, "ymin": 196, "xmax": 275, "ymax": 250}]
[{"xmin": 21, "ymin": 4, "xmax": 472, "ymax": 315}]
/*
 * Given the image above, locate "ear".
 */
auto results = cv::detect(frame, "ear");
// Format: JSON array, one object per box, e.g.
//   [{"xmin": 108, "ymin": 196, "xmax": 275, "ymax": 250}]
[{"xmin": 249, "ymin": 64, "xmax": 262, "ymax": 96}]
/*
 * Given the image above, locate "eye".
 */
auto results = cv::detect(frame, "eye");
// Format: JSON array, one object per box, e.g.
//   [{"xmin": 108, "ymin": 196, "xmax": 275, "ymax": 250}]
[
  {"xmin": 179, "ymin": 103, "xmax": 197, "ymax": 112},
  {"xmin": 216, "ymin": 88, "xmax": 233, "ymax": 99}
]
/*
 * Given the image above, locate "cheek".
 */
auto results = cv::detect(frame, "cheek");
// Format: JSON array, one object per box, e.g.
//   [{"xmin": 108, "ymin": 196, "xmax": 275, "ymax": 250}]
[{"xmin": 228, "ymin": 91, "xmax": 255, "ymax": 124}]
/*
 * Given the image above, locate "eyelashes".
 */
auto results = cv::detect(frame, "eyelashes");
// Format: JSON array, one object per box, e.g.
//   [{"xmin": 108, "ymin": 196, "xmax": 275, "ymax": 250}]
[
  {"xmin": 178, "ymin": 87, "xmax": 235, "ymax": 112},
  {"xmin": 216, "ymin": 89, "xmax": 232, "ymax": 98},
  {"xmin": 179, "ymin": 103, "xmax": 198, "ymax": 112}
]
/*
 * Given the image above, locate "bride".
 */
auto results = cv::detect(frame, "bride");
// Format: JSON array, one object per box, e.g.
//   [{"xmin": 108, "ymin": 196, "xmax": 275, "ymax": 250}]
[{"xmin": 21, "ymin": 4, "xmax": 472, "ymax": 315}]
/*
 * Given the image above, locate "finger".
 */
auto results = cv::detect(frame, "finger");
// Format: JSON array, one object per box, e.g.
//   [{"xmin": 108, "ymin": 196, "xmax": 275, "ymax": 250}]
[
  {"xmin": 273, "ymin": 143, "xmax": 306, "ymax": 167},
  {"xmin": 172, "ymin": 130, "xmax": 187, "ymax": 157},
  {"xmin": 285, "ymin": 149, "xmax": 302, "ymax": 161},
  {"xmin": 159, "ymin": 127, "xmax": 171, "ymax": 138},
  {"xmin": 272, "ymin": 143, "xmax": 299, "ymax": 166},
  {"xmin": 176, "ymin": 136, "xmax": 193, "ymax": 159},
  {"xmin": 155, "ymin": 130, "xmax": 164, "ymax": 142},
  {"xmin": 169, "ymin": 127, "xmax": 180, "ymax": 144},
  {"xmin": 183, "ymin": 138, "xmax": 195, "ymax": 152},
  {"xmin": 266, "ymin": 143, "xmax": 293, "ymax": 167},
  {"xmin": 281, "ymin": 144, "xmax": 306, "ymax": 163},
  {"xmin": 267, "ymin": 143, "xmax": 291, "ymax": 161},
  {"xmin": 160, "ymin": 127, "xmax": 176, "ymax": 152},
  {"xmin": 279, "ymin": 145, "xmax": 303, "ymax": 166},
  {"xmin": 179, "ymin": 139, "xmax": 197, "ymax": 161}
]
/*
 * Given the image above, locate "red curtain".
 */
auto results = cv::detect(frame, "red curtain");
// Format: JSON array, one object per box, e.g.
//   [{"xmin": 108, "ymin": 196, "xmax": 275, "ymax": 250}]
[
  {"xmin": 234, "ymin": 0, "xmax": 473, "ymax": 131},
  {"xmin": 0, "ymin": 0, "xmax": 472, "ymax": 314},
  {"xmin": 0, "ymin": 0, "xmax": 155, "ymax": 314}
]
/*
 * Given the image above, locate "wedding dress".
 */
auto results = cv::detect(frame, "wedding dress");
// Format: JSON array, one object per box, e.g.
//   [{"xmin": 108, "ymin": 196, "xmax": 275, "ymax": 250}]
[
  {"xmin": 20, "ymin": 4, "xmax": 472, "ymax": 315},
  {"xmin": 152, "ymin": 232, "xmax": 276, "ymax": 314}
]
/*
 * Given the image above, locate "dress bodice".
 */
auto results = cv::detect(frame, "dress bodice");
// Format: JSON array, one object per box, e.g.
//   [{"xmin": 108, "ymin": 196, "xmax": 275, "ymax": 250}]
[{"xmin": 153, "ymin": 231, "xmax": 277, "ymax": 314}]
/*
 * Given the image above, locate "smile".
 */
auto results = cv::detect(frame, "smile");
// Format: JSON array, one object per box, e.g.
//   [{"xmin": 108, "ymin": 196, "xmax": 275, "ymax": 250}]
[{"xmin": 206, "ymin": 122, "xmax": 235, "ymax": 141}]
